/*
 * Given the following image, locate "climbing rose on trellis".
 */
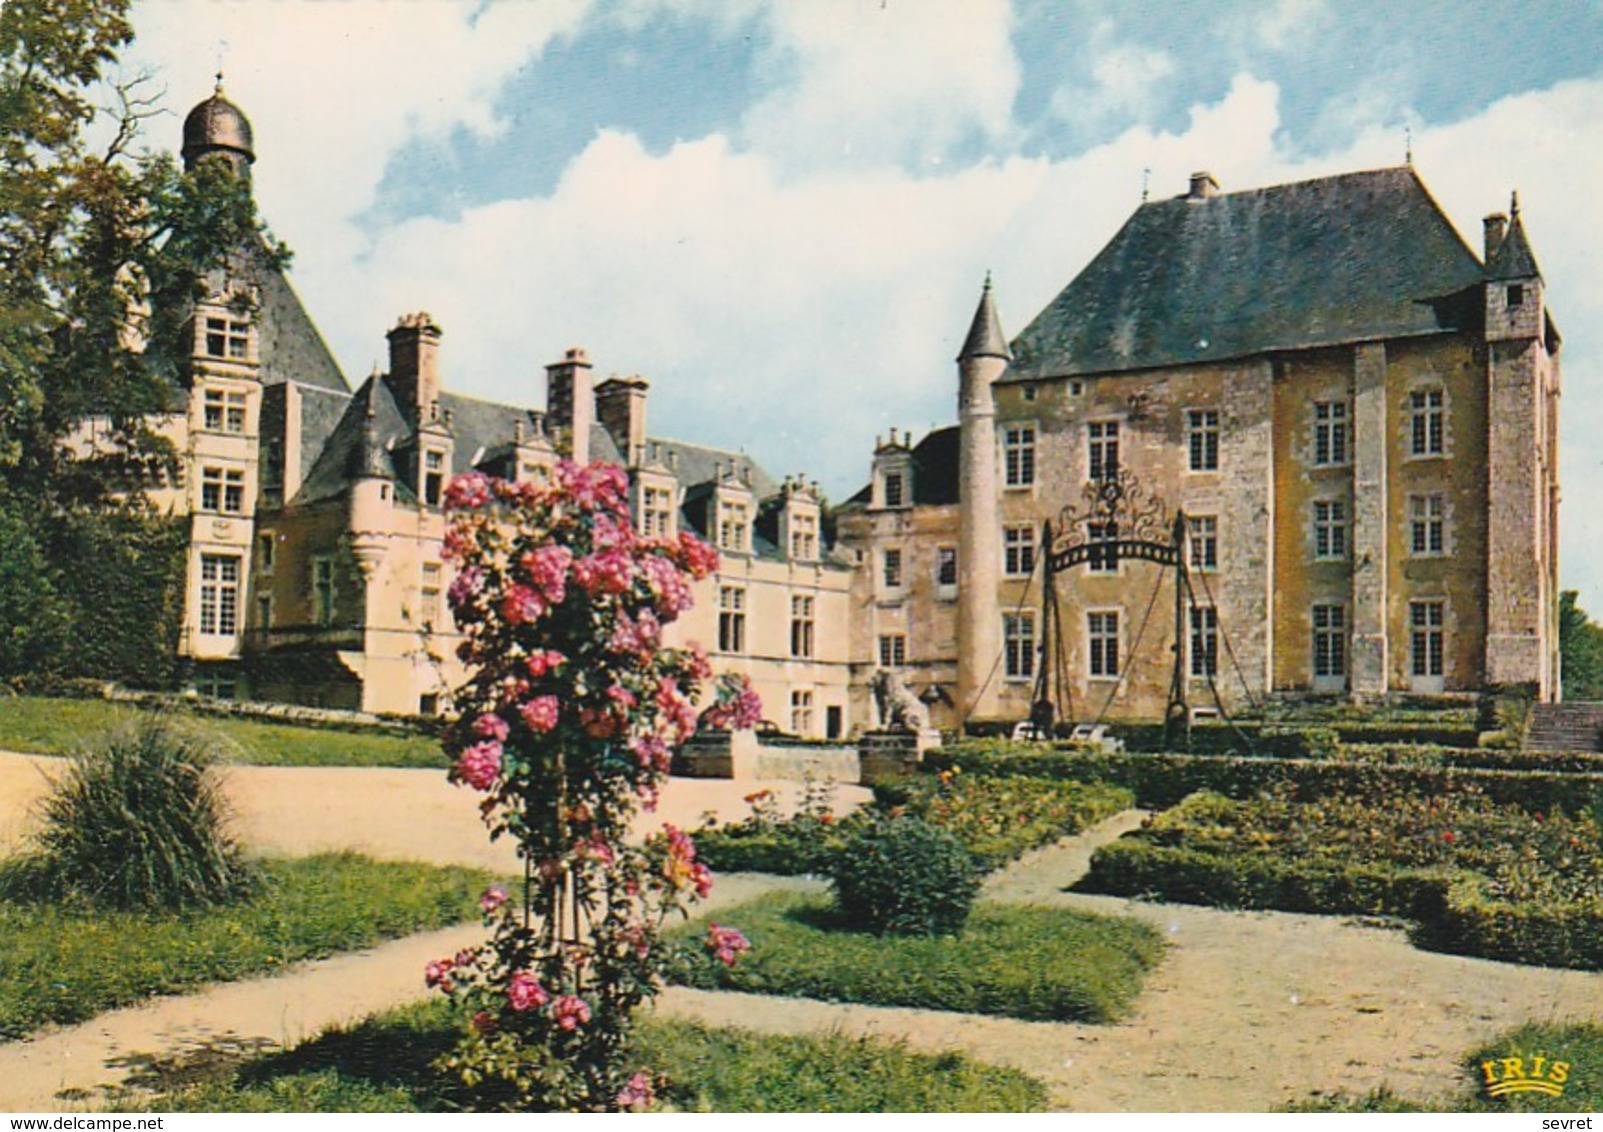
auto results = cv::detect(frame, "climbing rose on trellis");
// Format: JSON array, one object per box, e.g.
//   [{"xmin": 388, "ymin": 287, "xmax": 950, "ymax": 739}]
[{"xmin": 428, "ymin": 462, "xmax": 760, "ymax": 1111}]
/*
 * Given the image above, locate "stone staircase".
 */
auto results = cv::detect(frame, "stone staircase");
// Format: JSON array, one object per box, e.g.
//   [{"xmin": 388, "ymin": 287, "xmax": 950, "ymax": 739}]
[{"xmin": 1525, "ymin": 702, "xmax": 1603, "ymax": 752}]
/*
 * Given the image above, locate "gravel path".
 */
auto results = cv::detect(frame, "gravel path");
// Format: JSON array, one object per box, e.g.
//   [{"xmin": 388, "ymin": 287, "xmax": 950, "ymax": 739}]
[{"xmin": 1, "ymin": 752, "xmax": 1600, "ymax": 1112}]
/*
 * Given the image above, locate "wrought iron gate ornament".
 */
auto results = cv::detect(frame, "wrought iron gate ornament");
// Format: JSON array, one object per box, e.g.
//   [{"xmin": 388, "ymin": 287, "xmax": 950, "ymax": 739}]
[
  {"xmin": 1048, "ymin": 468, "xmax": 1181, "ymax": 571},
  {"xmin": 1032, "ymin": 468, "xmax": 1193, "ymax": 750}
]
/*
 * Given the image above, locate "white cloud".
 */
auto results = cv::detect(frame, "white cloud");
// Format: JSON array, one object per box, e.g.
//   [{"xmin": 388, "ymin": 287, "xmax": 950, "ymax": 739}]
[
  {"xmin": 1047, "ymin": 20, "xmax": 1177, "ymax": 137},
  {"xmin": 738, "ymin": 0, "xmax": 1020, "ymax": 174},
  {"xmin": 124, "ymin": 0, "xmax": 589, "ymax": 306},
  {"xmin": 118, "ymin": 3, "xmax": 1603, "ymax": 612},
  {"xmin": 1252, "ymin": 0, "xmax": 1331, "ymax": 53}
]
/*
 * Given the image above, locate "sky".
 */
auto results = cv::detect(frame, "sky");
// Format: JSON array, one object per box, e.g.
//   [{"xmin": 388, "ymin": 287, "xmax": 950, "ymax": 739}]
[{"xmin": 120, "ymin": 0, "xmax": 1603, "ymax": 610}]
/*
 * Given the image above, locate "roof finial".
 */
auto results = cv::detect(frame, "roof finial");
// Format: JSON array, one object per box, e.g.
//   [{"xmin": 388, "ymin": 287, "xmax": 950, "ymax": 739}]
[
  {"xmin": 1141, "ymin": 167, "xmax": 1151, "ymax": 202},
  {"xmin": 1510, "ymin": 189, "xmax": 1520, "ymax": 217},
  {"xmin": 982, "ymin": 270, "xmax": 992, "ymax": 293},
  {"xmin": 1404, "ymin": 125, "xmax": 1413, "ymax": 166}
]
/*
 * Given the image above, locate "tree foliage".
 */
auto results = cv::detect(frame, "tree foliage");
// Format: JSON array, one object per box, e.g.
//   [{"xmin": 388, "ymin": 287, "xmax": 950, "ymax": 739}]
[
  {"xmin": 1560, "ymin": 590, "xmax": 1603, "ymax": 702},
  {"xmin": 0, "ymin": 0, "xmax": 278, "ymax": 683}
]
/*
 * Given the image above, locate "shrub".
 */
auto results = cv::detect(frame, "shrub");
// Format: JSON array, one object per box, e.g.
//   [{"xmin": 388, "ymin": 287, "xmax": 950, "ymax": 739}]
[
  {"xmin": 830, "ymin": 816, "xmax": 980, "ymax": 936},
  {"xmin": 9, "ymin": 718, "xmax": 255, "ymax": 910}
]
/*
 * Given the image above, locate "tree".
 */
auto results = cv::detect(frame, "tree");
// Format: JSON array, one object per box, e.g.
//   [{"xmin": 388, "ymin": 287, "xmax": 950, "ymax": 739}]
[
  {"xmin": 1560, "ymin": 590, "xmax": 1603, "ymax": 702},
  {"xmin": 0, "ymin": 0, "xmax": 278, "ymax": 682}
]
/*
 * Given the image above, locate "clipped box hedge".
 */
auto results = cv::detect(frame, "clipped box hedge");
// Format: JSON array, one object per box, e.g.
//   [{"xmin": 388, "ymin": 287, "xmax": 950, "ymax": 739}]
[
  {"xmin": 929, "ymin": 744, "xmax": 1603, "ymax": 815},
  {"xmin": 1082, "ymin": 836, "xmax": 1603, "ymax": 972},
  {"xmin": 1106, "ymin": 720, "xmax": 1479, "ymax": 754},
  {"xmin": 1079, "ymin": 837, "xmax": 1447, "ymax": 920}
]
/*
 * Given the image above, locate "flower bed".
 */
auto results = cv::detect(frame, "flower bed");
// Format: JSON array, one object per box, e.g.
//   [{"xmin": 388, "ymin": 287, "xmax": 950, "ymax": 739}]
[
  {"xmin": 1080, "ymin": 789, "xmax": 1603, "ymax": 970},
  {"xmin": 871, "ymin": 771, "xmax": 1132, "ymax": 870},
  {"xmin": 692, "ymin": 772, "xmax": 1133, "ymax": 876}
]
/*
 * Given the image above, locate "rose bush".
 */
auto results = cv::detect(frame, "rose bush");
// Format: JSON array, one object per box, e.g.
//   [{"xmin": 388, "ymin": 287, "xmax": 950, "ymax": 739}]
[{"xmin": 427, "ymin": 462, "xmax": 759, "ymax": 1111}]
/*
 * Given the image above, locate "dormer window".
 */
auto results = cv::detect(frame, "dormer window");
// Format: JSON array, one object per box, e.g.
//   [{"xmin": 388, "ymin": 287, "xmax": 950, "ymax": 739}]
[
  {"xmin": 205, "ymin": 315, "xmax": 250, "ymax": 360},
  {"xmin": 424, "ymin": 449, "xmax": 445, "ymax": 507},
  {"xmin": 718, "ymin": 499, "xmax": 749, "ymax": 553},
  {"xmin": 1507, "ymin": 284, "xmax": 1525, "ymax": 307},
  {"xmin": 642, "ymin": 485, "xmax": 673, "ymax": 538},
  {"xmin": 789, "ymin": 511, "xmax": 818, "ymax": 561},
  {"xmin": 884, "ymin": 471, "xmax": 905, "ymax": 508}
]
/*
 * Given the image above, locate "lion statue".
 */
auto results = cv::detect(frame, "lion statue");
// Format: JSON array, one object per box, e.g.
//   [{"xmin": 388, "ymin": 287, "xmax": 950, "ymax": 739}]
[{"xmin": 870, "ymin": 668, "xmax": 930, "ymax": 733}]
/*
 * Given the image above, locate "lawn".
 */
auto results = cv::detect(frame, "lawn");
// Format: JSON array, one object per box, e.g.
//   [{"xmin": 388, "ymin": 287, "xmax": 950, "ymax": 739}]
[
  {"xmin": 1291, "ymin": 1021, "xmax": 1603, "ymax": 1112},
  {"xmin": 119, "ymin": 999, "xmax": 1049, "ymax": 1113},
  {"xmin": 669, "ymin": 890, "xmax": 1165, "ymax": 1023},
  {"xmin": 0, "ymin": 852, "xmax": 494, "ymax": 1038},
  {"xmin": 0, "ymin": 696, "xmax": 445, "ymax": 768}
]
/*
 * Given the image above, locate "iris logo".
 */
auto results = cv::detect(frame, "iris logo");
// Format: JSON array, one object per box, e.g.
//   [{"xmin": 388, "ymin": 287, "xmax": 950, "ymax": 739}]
[{"xmin": 1480, "ymin": 1055, "xmax": 1570, "ymax": 1098}]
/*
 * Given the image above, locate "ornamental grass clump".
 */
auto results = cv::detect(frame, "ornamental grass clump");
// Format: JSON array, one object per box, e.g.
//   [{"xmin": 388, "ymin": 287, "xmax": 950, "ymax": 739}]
[
  {"xmin": 8, "ymin": 718, "xmax": 254, "ymax": 910},
  {"xmin": 428, "ymin": 463, "xmax": 760, "ymax": 1112},
  {"xmin": 830, "ymin": 815, "xmax": 980, "ymax": 936}
]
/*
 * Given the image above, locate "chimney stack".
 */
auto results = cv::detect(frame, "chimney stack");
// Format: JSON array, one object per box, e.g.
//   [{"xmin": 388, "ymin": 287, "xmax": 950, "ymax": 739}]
[
  {"xmin": 1484, "ymin": 212, "xmax": 1509, "ymax": 264},
  {"xmin": 386, "ymin": 312, "xmax": 442, "ymax": 423},
  {"xmin": 595, "ymin": 375, "xmax": 649, "ymax": 467},
  {"xmin": 545, "ymin": 347, "xmax": 594, "ymax": 463},
  {"xmin": 1187, "ymin": 171, "xmax": 1221, "ymax": 200}
]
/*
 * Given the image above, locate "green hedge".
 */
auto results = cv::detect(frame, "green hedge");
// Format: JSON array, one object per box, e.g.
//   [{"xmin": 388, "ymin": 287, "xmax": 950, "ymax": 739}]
[
  {"xmin": 930, "ymin": 745, "xmax": 1603, "ymax": 815},
  {"xmin": 1082, "ymin": 838, "xmax": 1603, "ymax": 972},
  {"xmin": 1419, "ymin": 876, "xmax": 1603, "ymax": 971},
  {"xmin": 1107, "ymin": 720, "xmax": 1478, "ymax": 754}
]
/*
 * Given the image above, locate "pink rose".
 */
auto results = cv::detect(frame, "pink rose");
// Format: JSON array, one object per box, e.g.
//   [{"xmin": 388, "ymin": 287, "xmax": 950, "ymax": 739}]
[
  {"xmin": 471, "ymin": 713, "xmax": 509, "ymax": 741},
  {"xmin": 551, "ymin": 994, "xmax": 591, "ymax": 1031},
  {"xmin": 479, "ymin": 885, "xmax": 509, "ymax": 915},
  {"xmin": 706, "ymin": 923, "xmax": 750, "ymax": 967},
  {"xmin": 507, "ymin": 971, "xmax": 550, "ymax": 1013},
  {"xmin": 455, "ymin": 740, "xmax": 501, "ymax": 791},
  {"xmin": 525, "ymin": 649, "xmax": 566, "ymax": 677},
  {"xmin": 519, "ymin": 694, "xmax": 560, "ymax": 734},
  {"xmin": 616, "ymin": 1070, "xmax": 655, "ymax": 1111}
]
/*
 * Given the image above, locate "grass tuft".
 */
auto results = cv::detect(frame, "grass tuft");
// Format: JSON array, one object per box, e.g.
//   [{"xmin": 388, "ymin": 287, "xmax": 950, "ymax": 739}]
[{"xmin": 7, "ymin": 719, "xmax": 256, "ymax": 910}]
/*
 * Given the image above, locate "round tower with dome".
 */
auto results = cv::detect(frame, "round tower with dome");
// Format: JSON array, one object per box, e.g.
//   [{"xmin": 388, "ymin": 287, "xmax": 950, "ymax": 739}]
[{"xmin": 181, "ymin": 74, "xmax": 255, "ymax": 176}]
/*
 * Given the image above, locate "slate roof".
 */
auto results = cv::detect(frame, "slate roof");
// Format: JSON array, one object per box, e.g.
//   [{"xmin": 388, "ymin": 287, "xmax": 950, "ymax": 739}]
[
  {"xmin": 958, "ymin": 276, "xmax": 1012, "ymax": 361},
  {"xmin": 841, "ymin": 426, "xmax": 960, "ymax": 509},
  {"xmin": 1007, "ymin": 167, "xmax": 1490, "ymax": 381},
  {"xmin": 252, "ymin": 245, "xmax": 351, "ymax": 393},
  {"xmin": 1487, "ymin": 207, "xmax": 1542, "ymax": 281},
  {"xmin": 288, "ymin": 380, "xmax": 779, "ymax": 520}
]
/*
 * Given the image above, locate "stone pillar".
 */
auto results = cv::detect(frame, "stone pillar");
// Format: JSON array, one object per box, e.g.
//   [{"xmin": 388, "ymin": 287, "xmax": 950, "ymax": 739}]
[
  {"xmin": 1484, "ymin": 340, "xmax": 1543, "ymax": 688},
  {"xmin": 1349, "ymin": 342, "xmax": 1389, "ymax": 695},
  {"xmin": 957, "ymin": 362, "xmax": 1003, "ymax": 723}
]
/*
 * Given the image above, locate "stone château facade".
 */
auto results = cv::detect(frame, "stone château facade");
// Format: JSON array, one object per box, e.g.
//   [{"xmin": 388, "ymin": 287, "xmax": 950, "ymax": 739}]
[
  {"xmin": 156, "ymin": 83, "xmax": 852, "ymax": 731},
  {"xmin": 147, "ymin": 85, "xmax": 1561, "ymax": 734},
  {"xmin": 837, "ymin": 167, "xmax": 1561, "ymax": 729}
]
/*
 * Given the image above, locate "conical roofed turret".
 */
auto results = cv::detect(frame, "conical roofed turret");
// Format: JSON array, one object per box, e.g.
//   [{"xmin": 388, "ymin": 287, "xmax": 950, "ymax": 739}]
[
  {"xmin": 1487, "ymin": 193, "xmax": 1542, "ymax": 281},
  {"xmin": 957, "ymin": 273, "xmax": 1012, "ymax": 362}
]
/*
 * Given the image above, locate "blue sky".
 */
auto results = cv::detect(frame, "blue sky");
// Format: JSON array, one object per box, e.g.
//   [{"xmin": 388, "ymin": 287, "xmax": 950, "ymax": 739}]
[{"xmin": 127, "ymin": 0, "xmax": 1603, "ymax": 609}]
